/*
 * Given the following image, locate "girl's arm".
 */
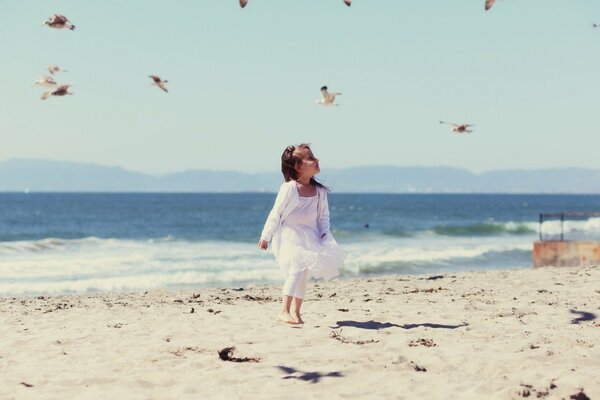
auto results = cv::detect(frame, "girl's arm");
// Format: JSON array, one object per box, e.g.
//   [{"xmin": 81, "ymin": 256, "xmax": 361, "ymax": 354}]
[
  {"xmin": 259, "ymin": 182, "xmax": 291, "ymax": 244},
  {"xmin": 318, "ymin": 190, "xmax": 335, "ymax": 243}
]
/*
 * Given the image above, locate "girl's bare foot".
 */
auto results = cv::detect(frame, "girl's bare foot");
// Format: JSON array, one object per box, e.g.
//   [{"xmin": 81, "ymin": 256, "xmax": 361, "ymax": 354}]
[
  {"xmin": 292, "ymin": 313, "xmax": 304, "ymax": 324},
  {"xmin": 278, "ymin": 311, "xmax": 296, "ymax": 324}
]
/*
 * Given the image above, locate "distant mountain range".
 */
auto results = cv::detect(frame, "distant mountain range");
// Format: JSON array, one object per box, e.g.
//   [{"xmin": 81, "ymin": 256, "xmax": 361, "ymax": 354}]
[{"xmin": 0, "ymin": 159, "xmax": 599, "ymax": 193}]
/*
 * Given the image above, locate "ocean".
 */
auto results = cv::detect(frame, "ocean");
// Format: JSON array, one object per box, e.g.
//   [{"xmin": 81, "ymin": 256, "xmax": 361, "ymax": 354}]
[{"xmin": 1, "ymin": 193, "xmax": 599, "ymax": 296}]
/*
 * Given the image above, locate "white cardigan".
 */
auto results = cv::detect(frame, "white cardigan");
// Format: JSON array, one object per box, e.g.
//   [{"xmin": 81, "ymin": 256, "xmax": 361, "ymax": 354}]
[{"xmin": 260, "ymin": 180, "xmax": 336, "ymax": 257}]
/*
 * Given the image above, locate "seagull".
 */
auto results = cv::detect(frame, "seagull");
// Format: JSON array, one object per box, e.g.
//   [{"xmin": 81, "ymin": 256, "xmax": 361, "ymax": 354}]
[
  {"xmin": 485, "ymin": 0, "xmax": 496, "ymax": 11},
  {"xmin": 41, "ymin": 85, "xmax": 73, "ymax": 100},
  {"xmin": 316, "ymin": 86, "xmax": 341, "ymax": 106},
  {"xmin": 34, "ymin": 75, "xmax": 57, "ymax": 88},
  {"xmin": 439, "ymin": 121, "xmax": 474, "ymax": 134},
  {"xmin": 149, "ymin": 75, "xmax": 168, "ymax": 93},
  {"xmin": 344, "ymin": 0, "xmax": 351, "ymax": 6},
  {"xmin": 47, "ymin": 65, "xmax": 67, "ymax": 75},
  {"xmin": 44, "ymin": 14, "xmax": 76, "ymax": 30}
]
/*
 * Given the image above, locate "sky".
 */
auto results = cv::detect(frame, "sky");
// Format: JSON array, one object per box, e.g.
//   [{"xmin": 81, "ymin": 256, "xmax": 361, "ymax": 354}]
[{"xmin": 1, "ymin": 0, "xmax": 599, "ymax": 175}]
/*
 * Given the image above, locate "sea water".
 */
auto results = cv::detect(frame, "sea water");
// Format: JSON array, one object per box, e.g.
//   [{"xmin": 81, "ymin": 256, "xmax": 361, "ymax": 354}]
[{"xmin": 1, "ymin": 193, "xmax": 599, "ymax": 296}]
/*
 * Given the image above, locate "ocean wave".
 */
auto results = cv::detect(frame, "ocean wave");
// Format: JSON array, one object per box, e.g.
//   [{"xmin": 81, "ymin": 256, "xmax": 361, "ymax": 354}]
[
  {"xmin": 341, "ymin": 241, "xmax": 532, "ymax": 275},
  {"xmin": 432, "ymin": 221, "xmax": 536, "ymax": 236}
]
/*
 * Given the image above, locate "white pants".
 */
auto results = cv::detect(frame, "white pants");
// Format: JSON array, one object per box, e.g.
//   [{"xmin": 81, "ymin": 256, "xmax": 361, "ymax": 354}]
[{"xmin": 282, "ymin": 268, "xmax": 309, "ymax": 299}]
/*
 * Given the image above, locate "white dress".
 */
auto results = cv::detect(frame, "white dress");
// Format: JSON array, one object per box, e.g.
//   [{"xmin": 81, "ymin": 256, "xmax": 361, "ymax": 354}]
[{"xmin": 275, "ymin": 195, "xmax": 346, "ymax": 280}]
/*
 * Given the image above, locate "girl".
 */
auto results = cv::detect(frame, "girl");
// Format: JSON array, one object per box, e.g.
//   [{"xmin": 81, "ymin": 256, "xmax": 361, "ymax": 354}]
[{"xmin": 258, "ymin": 144, "xmax": 346, "ymax": 325}]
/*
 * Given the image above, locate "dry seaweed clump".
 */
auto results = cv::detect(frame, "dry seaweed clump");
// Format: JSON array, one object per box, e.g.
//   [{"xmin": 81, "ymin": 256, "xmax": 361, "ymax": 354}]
[{"xmin": 218, "ymin": 346, "xmax": 260, "ymax": 363}]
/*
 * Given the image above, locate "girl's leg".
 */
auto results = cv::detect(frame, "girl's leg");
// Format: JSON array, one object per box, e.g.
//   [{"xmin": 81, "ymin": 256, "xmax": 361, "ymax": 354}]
[
  {"xmin": 279, "ymin": 295, "xmax": 295, "ymax": 324},
  {"xmin": 280, "ymin": 271, "xmax": 304, "ymax": 324},
  {"xmin": 292, "ymin": 269, "xmax": 308, "ymax": 324}
]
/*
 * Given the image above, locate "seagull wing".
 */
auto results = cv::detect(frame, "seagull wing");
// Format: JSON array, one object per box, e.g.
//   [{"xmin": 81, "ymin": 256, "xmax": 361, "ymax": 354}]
[
  {"xmin": 41, "ymin": 91, "xmax": 52, "ymax": 100},
  {"xmin": 149, "ymin": 75, "xmax": 161, "ymax": 83},
  {"xmin": 343, "ymin": 0, "xmax": 351, "ymax": 6},
  {"xmin": 485, "ymin": 0, "xmax": 496, "ymax": 11},
  {"xmin": 240, "ymin": 0, "xmax": 248, "ymax": 8},
  {"xmin": 439, "ymin": 121, "xmax": 459, "ymax": 128}
]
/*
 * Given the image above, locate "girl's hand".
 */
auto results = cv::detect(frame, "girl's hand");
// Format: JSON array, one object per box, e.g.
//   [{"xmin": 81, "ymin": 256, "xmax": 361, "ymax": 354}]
[{"xmin": 258, "ymin": 240, "xmax": 269, "ymax": 250}]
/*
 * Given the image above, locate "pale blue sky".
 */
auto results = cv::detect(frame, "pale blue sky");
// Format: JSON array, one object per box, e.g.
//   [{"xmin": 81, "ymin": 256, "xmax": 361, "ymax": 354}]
[{"xmin": 1, "ymin": 0, "xmax": 599, "ymax": 174}]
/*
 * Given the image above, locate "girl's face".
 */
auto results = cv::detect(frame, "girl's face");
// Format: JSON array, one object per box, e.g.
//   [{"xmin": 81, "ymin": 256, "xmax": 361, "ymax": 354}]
[{"xmin": 295, "ymin": 147, "xmax": 320, "ymax": 178}]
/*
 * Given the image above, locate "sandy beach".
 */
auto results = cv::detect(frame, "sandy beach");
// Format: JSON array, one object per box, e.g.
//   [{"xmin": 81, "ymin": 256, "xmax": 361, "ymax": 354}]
[{"xmin": 1, "ymin": 266, "xmax": 599, "ymax": 399}]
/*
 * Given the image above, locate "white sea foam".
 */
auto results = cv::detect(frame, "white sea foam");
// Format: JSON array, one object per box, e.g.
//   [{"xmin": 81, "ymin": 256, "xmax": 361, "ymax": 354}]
[{"xmin": 0, "ymin": 235, "xmax": 536, "ymax": 296}]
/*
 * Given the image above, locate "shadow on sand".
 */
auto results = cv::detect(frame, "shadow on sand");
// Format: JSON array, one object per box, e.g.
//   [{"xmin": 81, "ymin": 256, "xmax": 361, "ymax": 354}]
[
  {"xmin": 570, "ymin": 309, "xmax": 597, "ymax": 324},
  {"xmin": 330, "ymin": 320, "xmax": 468, "ymax": 330},
  {"xmin": 277, "ymin": 366, "xmax": 344, "ymax": 383}
]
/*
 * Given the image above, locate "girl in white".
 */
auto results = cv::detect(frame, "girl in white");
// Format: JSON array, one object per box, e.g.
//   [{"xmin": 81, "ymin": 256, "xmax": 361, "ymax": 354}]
[{"xmin": 258, "ymin": 144, "xmax": 346, "ymax": 325}]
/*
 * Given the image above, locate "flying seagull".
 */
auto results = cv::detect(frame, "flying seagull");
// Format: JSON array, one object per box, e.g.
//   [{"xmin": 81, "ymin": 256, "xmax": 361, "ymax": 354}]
[
  {"xmin": 41, "ymin": 85, "xmax": 73, "ymax": 100},
  {"xmin": 47, "ymin": 65, "xmax": 67, "ymax": 75},
  {"xmin": 34, "ymin": 75, "xmax": 57, "ymax": 88},
  {"xmin": 316, "ymin": 86, "xmax": 341, "ymax": 106},
  {"xmin": 240, "ymin": 0, "xmax": 350, "ymax": 8},
  {"xmin": 44, "ymin": 14, "xmax": 76, "ymax": 30},
  {"xmin": 149, "ymin": 75, "xmax": 168, "ymax": 93},
  {"xmin": 593, "ymin": 23, "xmax": 599, "ymax": 28},
  {"xmin": 439, "ymin": 121, "xmax": 474, "ymax": 134},
  {"xmin": 485, "ymin": 0, "xmax": 496, "ymax": 11}
]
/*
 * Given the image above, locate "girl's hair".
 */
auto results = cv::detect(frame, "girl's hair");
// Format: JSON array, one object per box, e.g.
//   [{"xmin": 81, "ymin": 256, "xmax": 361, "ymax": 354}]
[{"xmin": 281, "ymin": 144, "xmax": 328, "ymax": 191}]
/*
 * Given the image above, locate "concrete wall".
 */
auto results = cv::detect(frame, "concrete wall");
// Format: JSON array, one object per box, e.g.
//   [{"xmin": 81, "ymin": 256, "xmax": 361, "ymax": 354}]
[{"xmin": 533, "ymin": 241, "xmax": 600, "ymax": 268}]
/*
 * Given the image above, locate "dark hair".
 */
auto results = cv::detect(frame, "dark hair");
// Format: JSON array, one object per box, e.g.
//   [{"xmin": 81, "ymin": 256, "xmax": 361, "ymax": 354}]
[{"xmin": 281, "ymin": 144, "xmax": 328, "ymax": 191}]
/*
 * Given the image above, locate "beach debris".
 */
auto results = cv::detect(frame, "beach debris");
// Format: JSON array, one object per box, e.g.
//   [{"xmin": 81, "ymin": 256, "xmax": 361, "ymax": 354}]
[
  {"xmin": 183, "ymin": 307, "xmax": 195, "ymax": 314},
  {"xmin": 207, "ymin": 308, "xmax": 221, "ymax": 314},
  {"xmin": 408, "ymin": 338, "xmax": 436, "ymax": 347},
  {"xmin": 149, "ymin": 75, "xmax": 168, "ymax": 93},
  {"xmin": 484, "ymin": 0, "xmax": 496, "ymax": 11},
  {"xmin": 439, "ymin": 121, "xmax": 474, "ymax": 134},
  {"xmin": 191, "ymin": 293, "xmax": 201, "ymax": 299},
  {"xmin": 47, "ymin": 65, "xmax": 67, "ymax": 75},
  {"xmin": 570, "ymin": 390, "xmax": 590, "ymax": 400},
  {"xmin": 329, "ymin": 292, "xmax": 337, "ymax": 298},
  {"xmin": 173, "ymin": 299, "xmax": 183, "ymax": 303},
  {"xmin": 41, "ymin": 85, "xmax": 73, "ymax": 100},
  {"xmin": 316, "ymin": 86, "xmax": 342, "ymax": 106},
  {"xmin": 242, "ymin": 294, "xmax": 273, "ymax": 301},
  {"xmin": 426, "ymin": 275, "xmax": 444, "ymax": 280},
  {"xmin": 107, "ymin": 322, "xmax": 125, "ymax": 328},
  {"xmin": 329, "ymin": 329, "xmax": 379, "ymax": 345},
  {"xmin": 34, "ymin": 75, "xmax": 57, "ymax": 88},
  {"xmin": 407, "ymin": 286, "xmax": 447, "ymax": 294},
  {"xmin": 170, "ymin": 346, "xmax": 208, "ymax": 358},
  {"xmin": 218, "ymin": 346, "xmax": 260, "ymax": 363},
  {"xmin": 20, "ymin": 382, "xmax": 34, "ymax": 388},
  {"xmin": 44, "ymin": 14, "xmax": 76, "ymax": 30},
  {"xmin": 337, "ymin": 308, "xmax": 349, "ymax": 312},
  {"xmin": 232, "ymin": 287, "xmax": 245, "ymax": 291},
  {"xmin": 409, "ymin": 361, "xmax": 427, "ymax": 372},
  {"xmin": 517, "ymin": 381, "xmax": 558, "ymax": 398}
]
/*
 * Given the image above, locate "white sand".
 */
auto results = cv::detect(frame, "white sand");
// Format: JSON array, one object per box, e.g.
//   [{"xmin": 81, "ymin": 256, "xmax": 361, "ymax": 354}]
[{"xmin": 1, "ymin": 266, "xmax": 599, "ymax": 399}]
